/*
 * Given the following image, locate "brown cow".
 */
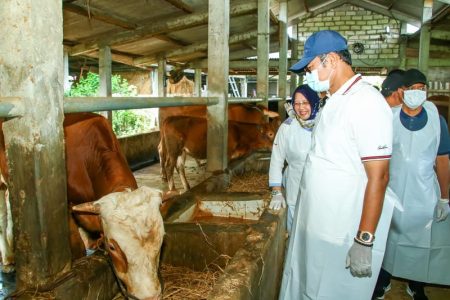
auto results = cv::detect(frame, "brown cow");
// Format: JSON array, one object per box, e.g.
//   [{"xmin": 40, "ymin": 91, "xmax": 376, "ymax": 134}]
[
  {"xmin": 0, "ymin": 113, "xmax": 164, "ymax": 299},
  {"xmin": 158, "ymin": 104, "xmax": 280, "ymax": 181},
  {"xmin": 160, "ymin": 116, "xmax": 278, "ymax": 191}
]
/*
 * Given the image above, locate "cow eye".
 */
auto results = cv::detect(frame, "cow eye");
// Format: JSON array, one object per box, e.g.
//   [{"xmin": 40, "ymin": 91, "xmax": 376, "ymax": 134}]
[{"xmin": 108, "ymin": 243, "xmax": 116, "ymax": 251}]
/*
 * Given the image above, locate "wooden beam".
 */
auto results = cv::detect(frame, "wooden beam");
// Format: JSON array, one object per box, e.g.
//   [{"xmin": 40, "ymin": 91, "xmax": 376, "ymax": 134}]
[
  {"xmin": 431, "ymin": 30, "xmax": 450, "ymax": 40},
  {"xmin": 154, "ymin": 34, "xmax": 190, "ymax": 47},
  {"xmin": 206, "ymin": 0, "xmax": 229, "ymax": 172},
  {"xmin": 436, "ymin": 0, "xmax": 450, "ymax": 4},
  {"xmin": 419, "ymin": 0, "xmax": 433, "ymax": 76},
  {"xmin": 347, "ymin": 0, "xmax": 421, "ymax": 27},
  {"xmin": 99, "ymin": 46, "xmax": 113, "ymax": 123},
  {"xmin": 164, "ymin": 0, "xmax": 194, "ymax": 14},
  {"xmin": 190, "ymin": 59, "xmax": 280, "ymax": 69},
  {"xmin": 70, "ymin": 0, "xmax": 257, "ymax": 56},
  {"xmin": 135, "ymin": 26, "xmax": 277, "ymax": 66},
  {"xmin": 289, "ymin": 0, "xmax": 346, "ymax": 25},
  {"xmin": 63, "ymin": 3, "xmax": 137, "ymax": 30}
]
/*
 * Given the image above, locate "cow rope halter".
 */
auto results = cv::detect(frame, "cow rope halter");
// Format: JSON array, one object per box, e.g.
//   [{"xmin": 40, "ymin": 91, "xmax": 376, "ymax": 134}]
[{"xmin": 98, "ymin": 245, "xmax": 141, "ymax": 300}]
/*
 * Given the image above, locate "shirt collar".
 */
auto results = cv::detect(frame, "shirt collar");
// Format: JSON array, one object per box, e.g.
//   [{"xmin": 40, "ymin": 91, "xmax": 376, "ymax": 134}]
[{"xmin": 333, "ymin": 74, "xmax": 362, "ymax": 96}]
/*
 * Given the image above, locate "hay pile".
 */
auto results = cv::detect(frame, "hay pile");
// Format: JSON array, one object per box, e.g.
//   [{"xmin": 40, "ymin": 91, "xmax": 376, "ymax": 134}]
[
  {"xmin": 227, "ymin": 172, "xmax": 270, "ymax": 201},
  {"xmin": 161, "ymin": 264, "xmax": 223, "ymax": 300}
]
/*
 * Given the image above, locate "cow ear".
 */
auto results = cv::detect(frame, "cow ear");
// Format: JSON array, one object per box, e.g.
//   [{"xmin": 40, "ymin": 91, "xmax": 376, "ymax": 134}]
[
  {"xmin": 262, "ymin": 109, "xmax": 279, "ymax": 118},
  {"xmin": 72, "ymin": 202, "xmax": 101, "ymax": 215}
]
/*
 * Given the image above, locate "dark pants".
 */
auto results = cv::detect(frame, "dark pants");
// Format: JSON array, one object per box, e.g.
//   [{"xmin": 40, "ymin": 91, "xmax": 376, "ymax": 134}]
[{"xmin": 373, "ymin": 268, "xmax": 426, "ymax": 296}]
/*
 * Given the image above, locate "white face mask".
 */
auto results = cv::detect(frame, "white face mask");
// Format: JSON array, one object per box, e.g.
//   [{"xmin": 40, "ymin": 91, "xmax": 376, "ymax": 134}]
[
  {"xmin": 403, "ymin": 90, "xmax": 427, "ymax": 109},
  {"xmin": 305, "ymin": 68, "xmax": 333, "ymax": 93}
]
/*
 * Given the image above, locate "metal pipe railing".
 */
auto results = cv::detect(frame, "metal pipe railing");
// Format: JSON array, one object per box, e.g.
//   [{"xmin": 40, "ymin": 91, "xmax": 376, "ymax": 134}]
[
  {"xmin": 63, "ymin": 96, "xmax": 220, "ymax": 113},
  {"xmin": 0, "ymin": 97, "xmax": 25, "ymax": 118},
  {"xmin": 228, "ymin": 97, "xmax": 290, "ymax": 103}
]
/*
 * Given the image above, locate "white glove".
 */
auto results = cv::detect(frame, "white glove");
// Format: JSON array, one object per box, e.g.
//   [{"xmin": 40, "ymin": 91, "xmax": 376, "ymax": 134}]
[
  {"xmin": 284, "ymin": 102, "xmax": 296, "ymax": 119},
  {"xmin": 436, "ymin": 198, "xmax": 450, "ymax": 222},
  {"xmin": 269, "ymin": 190, "xmax": 286, "ymax": 210},
  {"xmin": 345, "ymin": 241, "xmax": 372, "ymax": 278}
]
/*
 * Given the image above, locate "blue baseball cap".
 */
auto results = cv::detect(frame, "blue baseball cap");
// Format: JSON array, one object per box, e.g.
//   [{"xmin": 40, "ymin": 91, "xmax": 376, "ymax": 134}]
[{"xmin": 290, "ymin": 30, "xmax": 348, "ymax": 73}]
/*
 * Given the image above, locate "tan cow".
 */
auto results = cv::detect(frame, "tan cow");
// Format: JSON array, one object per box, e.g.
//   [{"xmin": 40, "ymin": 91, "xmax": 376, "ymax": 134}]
[{"xmin": 73, "ymin": 186, "xmax": 164, "ymax": 300}]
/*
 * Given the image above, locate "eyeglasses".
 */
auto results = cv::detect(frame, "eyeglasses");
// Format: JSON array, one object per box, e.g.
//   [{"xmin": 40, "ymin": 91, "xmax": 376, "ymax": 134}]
[
  {"xmin": 304, "ymin": 54, "xmax": 328, "ymax": 73},
  {"xmin": 293, "ymin": 101, "xmax": 310, "ymax": 107},
  {"xmin": 406, "ymin": 86, "xmax": 427, "ymax": 91}
]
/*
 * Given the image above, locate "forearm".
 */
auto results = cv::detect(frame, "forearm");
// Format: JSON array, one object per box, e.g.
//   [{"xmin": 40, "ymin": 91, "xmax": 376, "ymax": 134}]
[
  {"xmin": 359, "ymin": 160, "xmax": 390, "ymax": 234},
  {"xmin": 436, "ymin": 155, "xmax": 449, "ymax": 199}
]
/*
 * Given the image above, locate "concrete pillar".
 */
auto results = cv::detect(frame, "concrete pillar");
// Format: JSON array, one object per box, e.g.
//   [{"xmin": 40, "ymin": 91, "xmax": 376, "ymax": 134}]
[
  {"xmin": 194, "ymin": 68, "xmax": 202, "ymax": 97},
  {"xmin": 207, "ymin": 0, "xmax": 229, "ymax": 172},
  {"xmin": 257, "ymin": 0, "xmax": 270, "ymax": 107},
  {"xmin": 418, "ymin": 0, "xmax": 433, "ymax": 76},
  {"xmin": 399, "ymin": 22, "xmax": 408, "ymax": 69},
  {"xmin": 0, "ymin": 0, "xmax": 71, "ymax": 289},
  {"xmin": 241, "ymin": 76, "xmax": 248, "ymax": 98},
  {"xmin": 290, "ymin": 24, "xmax": 299, "ymax": 95},
  {"xmin": 278, "ymin": 0, "xmax": 288, "ymax": 121},
  {"xmin": 99, "ymin": 45, "xmax": 113, "ymax": 124}
]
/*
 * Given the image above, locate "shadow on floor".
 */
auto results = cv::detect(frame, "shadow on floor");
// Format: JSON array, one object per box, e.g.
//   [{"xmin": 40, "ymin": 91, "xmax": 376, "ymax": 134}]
[{"xmin": 0, "ymin": 271, "xmax": 16, "ymax": 299}]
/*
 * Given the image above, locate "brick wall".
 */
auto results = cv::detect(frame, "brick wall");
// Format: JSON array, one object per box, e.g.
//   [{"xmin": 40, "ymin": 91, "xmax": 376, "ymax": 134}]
[{"xmin": 295, "ymin": 4, "xmax": 400, "ymax": 61}]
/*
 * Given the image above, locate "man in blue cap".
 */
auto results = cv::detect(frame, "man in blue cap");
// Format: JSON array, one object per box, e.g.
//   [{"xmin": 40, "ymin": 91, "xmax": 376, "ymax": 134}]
[{"xmin": 279, "ymin": 30, "xmax": 397, "ymax": 300}]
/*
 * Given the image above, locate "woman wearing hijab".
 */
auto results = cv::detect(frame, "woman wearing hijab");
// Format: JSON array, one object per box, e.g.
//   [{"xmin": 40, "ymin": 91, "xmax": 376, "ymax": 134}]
[{"xmin": 268, "ymin": 84, "xmax": 320, "ymax": 232}]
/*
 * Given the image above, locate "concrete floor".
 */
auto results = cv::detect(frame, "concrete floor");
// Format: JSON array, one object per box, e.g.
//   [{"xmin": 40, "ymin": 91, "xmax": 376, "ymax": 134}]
[{"xmin": 384, "ymin": 278, "xmax": 450, "ymax": 300}]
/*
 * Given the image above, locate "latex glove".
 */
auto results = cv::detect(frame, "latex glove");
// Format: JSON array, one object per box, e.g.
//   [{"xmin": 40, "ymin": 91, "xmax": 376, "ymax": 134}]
[
  {"xmin": 284, "ymin": 102, "xmax": 296, "ymax": 119},
  {"xmin": 345, "ymin": 241, "xmax": 372, "ymax": 278},
  {"xmin": 436, "ymin": 198, "xmax": 450, "ymax": 222},
  {"xmin": 269, "ymin": 191, "xmax": 286, "ymax": 210}
]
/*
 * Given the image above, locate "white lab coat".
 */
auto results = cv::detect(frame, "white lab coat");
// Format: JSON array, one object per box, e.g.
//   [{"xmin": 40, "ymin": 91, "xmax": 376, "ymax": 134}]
[
  {"xmin": 269, "ymin": 117, "xmax": 312, "ymax": 232},
  {"xmin": 280, "ymin": 75, "xmax": 397, "ymax": 300},
  {"xmin": 382, "ymin": 101, "xmax": 450, "ymax": 285}
]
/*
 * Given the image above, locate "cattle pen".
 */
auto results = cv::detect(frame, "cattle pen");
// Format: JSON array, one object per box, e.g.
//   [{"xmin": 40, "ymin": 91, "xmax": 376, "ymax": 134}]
[{"xmin": 1, "ymin": 0, "xmax": 450, "ymax": 300}]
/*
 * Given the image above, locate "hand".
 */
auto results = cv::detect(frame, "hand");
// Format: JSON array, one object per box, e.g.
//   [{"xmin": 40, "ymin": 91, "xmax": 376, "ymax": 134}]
[
  {"xmin": 345, "ymin": 241, "xmax": 372, "ymax": 278},
  {"xmin": 269, "ymin": 191, "xmax": 286, "ymax": 210},
  {"xmin": 436, "ymin": 198, "xmax": 450, "ymax": 222},
  {"xmin": 284, "ymin": 102, "xmax": 296, "ymax": 119}
]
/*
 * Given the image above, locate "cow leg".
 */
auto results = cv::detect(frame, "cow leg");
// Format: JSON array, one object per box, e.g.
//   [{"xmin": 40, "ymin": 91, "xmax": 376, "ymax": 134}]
[
  {"xmin": 0, "ymin": 184, "xmax": 14, "ymax": 273},
  {"xmin": 158, "ymin": 140, "xmax": 168, "ymax": 182},
  {"xmin": 165, "ymin": 154, "xmax": 177, "ymax": 191},
  {"xmin": 177, "ymin": 150, "xmax": 190, "ymax": 191}
]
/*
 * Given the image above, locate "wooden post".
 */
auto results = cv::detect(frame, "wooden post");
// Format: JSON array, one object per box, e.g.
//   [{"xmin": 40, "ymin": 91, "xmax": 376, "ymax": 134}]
[
  {"xmin": 0, "ymin": 0, "xmax": 71, "ymax": 289},
  {"xmin": 290, "ymin": 24, "xmax": 299, "ymax": 95},
  {"xmin": 99, "ymin": 45, "xmax": 113, "ymax": 126},
  {"xmin": 278, "ymin": 0, "xmax": 288, "ymax": 121},
  {"xmin": 63, "ymin": 50, "xmax": 71, "ymax": 92},
  {"xmin": 418, "ymin": 0, "xmax": 433, "ymax": 76},
  {"xmin": 206, "ymin": 0, "xmax": 229, "ymax": 172},
  {"xmin": 158, "ymin": 57, "xmax": 167, "ymax": 97},
  {"xmin": 194, "ymin": 68, "xmax": 202, "ymax": 97},
  {"xmin": 257, "ymin": 0, "xmax": 270, "ymax": 107}
]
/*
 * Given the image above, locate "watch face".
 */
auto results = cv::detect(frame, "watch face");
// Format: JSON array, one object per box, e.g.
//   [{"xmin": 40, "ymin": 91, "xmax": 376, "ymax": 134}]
[{"xmin": 361, "ymin": 232, "xmax": 371, "ymax": 242}]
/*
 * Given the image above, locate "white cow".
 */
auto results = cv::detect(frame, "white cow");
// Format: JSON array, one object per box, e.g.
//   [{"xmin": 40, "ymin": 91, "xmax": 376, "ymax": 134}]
[{"xmin": 73, "ymin": 186, "xmax": 165, "ymax": 300}]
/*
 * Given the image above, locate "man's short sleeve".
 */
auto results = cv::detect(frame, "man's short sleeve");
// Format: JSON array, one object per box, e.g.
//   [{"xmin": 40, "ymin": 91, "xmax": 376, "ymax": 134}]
[
  {"xmin": 350, "ymin": 89, "xmax": 393, "ymax": 162},
  {"xmin": 438, "ymin": 115, "xmax": 450, "ymax": 156}
]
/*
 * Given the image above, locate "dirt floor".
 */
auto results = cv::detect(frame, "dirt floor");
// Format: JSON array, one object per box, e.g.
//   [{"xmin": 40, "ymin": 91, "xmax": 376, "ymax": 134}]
[{"xmin": 384, "ymin": 278, "xmax": 450, "ymax": 300}]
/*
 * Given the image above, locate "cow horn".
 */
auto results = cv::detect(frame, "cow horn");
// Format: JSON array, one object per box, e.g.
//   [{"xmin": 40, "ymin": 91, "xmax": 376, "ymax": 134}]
[{"xmin": 72, "ymin": 202, "xmax": 100, "ymax": 214}]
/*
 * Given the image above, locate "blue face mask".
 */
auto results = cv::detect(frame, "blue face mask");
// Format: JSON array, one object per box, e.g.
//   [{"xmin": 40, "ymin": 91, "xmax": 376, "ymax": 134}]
[
  {"xmin": 305, "ymin": 68, "xmax": 333, "ymax": 93},
  {"xmin": 403, "ymin": 90, "xmax": 426, "ymax": 109}
]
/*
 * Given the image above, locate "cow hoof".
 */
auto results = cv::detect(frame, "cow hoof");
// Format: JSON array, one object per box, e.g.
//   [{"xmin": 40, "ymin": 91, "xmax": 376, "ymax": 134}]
[{"xmin": 1, "ymin": 264, "xmax": 15, "ymax": 274}]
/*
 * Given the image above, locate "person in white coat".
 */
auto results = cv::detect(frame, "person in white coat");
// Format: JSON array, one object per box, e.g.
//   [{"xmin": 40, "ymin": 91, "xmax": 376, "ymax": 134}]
[
  {"xmin": 268, "ymin": 84, "xmax": 320, "ymax": 232},
  {"xmin": 372, "ymin": 69, "xmax": 450, "ymax": 300},
  {"xmin": 279, "ymin": 30, "xmax": 396, "ymax": 300}
]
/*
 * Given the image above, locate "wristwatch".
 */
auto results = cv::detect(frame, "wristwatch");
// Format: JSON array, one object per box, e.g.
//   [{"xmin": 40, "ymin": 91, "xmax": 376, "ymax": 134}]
[
  {"xmin": 354, "ymin": 230, "xmax": 375, "ymax": 247},
  {"xmin": 271, "ymin": 189, "xmax": 282, "ymax": 196}
]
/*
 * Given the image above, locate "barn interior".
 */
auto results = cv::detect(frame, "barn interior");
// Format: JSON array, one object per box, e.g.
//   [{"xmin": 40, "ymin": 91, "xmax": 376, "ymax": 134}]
[{"xmin": 1, "ymin": 0, "xmax": 450, "ymax": 299}]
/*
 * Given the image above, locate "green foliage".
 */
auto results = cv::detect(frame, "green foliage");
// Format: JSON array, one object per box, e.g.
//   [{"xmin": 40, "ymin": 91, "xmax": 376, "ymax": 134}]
[{"xmin": 66, "ymin": 72, "xmax": 150, "ymax": 137}]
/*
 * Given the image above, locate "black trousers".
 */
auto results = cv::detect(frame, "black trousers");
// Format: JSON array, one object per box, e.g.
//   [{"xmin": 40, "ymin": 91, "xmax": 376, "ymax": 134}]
[{"xmin": 374, "ymin": 268, "xmax": 426, "ymax": 293}]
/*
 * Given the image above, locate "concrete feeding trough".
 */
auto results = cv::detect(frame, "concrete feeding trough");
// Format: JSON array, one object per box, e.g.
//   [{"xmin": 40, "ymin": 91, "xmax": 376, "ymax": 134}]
[
  {"xmin": 170, "ymin": 193, "xmax": 266, "ymax": 223},
  {"xmin": 160, "ymin": 151, "xmax": 286, "ymax": 300}
]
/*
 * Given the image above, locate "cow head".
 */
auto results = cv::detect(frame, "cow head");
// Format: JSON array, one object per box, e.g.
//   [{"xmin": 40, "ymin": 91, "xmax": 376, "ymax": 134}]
[{"xmin": 73, "ymin": 186, "xmax": 164, "ymax": 300}]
